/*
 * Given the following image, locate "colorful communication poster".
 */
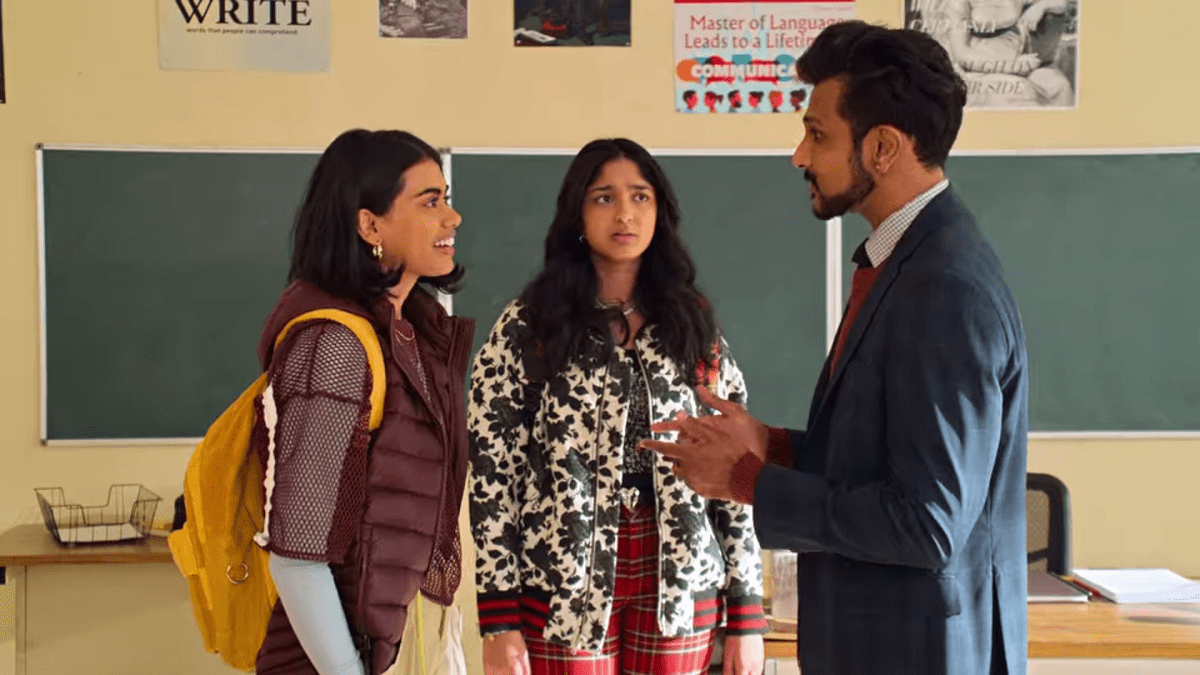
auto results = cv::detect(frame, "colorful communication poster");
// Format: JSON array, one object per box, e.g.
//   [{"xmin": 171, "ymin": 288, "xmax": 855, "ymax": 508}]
[{"xmin": 674, "ymin": 0, "xmax": 855, "ymax": 113}]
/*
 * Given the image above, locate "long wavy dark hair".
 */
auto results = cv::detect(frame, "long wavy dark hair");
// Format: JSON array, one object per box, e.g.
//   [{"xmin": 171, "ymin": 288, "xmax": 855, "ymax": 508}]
[
  {"xmin": 519, "ymin": 138, "xmax": 716, "ymax": 384},
  {"xmin": 288, "ymin": 129, "xmax": 465, "ymax": 310}
]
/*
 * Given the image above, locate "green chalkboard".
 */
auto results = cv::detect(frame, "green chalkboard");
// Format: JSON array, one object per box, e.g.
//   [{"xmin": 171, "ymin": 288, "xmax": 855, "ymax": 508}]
[
  {"xmin": 452, "ymin": 152, "xmax": 828, "ymax": 430},
  {"xmin": 842, "ymin": 153, "xmax": 1200, "ymax": 432},
  {"xmin": 41, "ymin": 148, "xmax": 320, "ymax": 441},
  {"xmin": 54, "ymin": 148, "xmax": 1190, "ymax": 438}
]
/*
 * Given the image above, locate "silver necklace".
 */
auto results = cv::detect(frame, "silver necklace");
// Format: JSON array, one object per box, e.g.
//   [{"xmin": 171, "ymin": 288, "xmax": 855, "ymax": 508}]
[{"xmin": 596, "ymin": 298, "xmax": 636, "ymax": 316}]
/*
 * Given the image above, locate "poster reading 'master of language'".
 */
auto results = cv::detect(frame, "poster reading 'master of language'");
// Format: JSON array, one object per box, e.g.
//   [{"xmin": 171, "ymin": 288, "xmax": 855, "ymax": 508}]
[{"xmin": 675, "ymin": 0, "xmax": 855, "ymax": 114}]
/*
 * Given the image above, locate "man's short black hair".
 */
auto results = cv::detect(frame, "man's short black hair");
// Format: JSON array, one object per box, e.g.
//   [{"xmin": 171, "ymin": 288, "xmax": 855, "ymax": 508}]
[{"xmin": 796, "ymin": 20, "xmax": 968, "ymax": 167}]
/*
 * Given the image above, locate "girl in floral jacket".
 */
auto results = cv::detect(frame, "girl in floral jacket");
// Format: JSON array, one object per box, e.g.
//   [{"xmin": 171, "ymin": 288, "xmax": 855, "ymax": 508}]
[{"xmin": 468, "ymin": 138, "xmax": 768, "ymax": 675}]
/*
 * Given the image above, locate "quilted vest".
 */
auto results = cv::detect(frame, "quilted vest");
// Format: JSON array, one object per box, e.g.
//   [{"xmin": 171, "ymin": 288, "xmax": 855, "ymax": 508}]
[{"xmin": 254, "ymin": 281, "xmax": 474, "ymax": 675}]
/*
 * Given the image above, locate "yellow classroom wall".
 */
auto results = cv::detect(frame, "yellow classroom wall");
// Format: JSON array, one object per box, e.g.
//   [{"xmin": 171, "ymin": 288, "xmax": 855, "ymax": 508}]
[{"xmin": 0, "ymin": 0, "xmax": 1197, "ymax": 673}]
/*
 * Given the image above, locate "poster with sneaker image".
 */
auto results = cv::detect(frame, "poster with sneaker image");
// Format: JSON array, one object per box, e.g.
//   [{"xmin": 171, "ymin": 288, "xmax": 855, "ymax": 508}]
[{"xmin": 514, "ymin": 0, "xmax": 631, "ymax": 46}]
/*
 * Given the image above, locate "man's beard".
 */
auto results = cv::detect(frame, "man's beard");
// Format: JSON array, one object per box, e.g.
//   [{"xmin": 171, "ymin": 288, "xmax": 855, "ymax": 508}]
[{"xmin": 805, "ymin": 152, "xmax": 875, "ymax": 220}]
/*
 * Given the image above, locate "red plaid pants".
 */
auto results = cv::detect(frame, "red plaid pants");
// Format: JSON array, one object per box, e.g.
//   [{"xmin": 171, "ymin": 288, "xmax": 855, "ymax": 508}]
[{"xmin": 522, "ymin": 504, "xmax": 716, "ymax": 675}]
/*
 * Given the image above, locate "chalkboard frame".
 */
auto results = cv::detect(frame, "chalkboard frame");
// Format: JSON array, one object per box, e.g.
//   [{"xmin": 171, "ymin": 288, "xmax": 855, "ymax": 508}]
[{"xmin": 36, "ymin": 143, "xmax": 1200, "ymax": 443}]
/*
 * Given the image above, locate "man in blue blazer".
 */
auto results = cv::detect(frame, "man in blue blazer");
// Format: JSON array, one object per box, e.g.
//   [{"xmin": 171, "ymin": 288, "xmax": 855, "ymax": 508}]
[{"xmin": 643, "ymin": 21, "xmax": 1030, "ymax": 675}]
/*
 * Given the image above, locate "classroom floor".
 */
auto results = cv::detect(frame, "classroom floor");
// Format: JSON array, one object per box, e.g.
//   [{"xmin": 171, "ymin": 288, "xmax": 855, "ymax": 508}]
[{"xmin": 766, "ymin": 659, "xmax": 1200, "ymax": 675}]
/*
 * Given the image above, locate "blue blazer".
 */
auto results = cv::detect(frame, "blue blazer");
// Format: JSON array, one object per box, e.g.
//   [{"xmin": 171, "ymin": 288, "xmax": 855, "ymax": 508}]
[{"xmin": 755, "ymin": 189, "xmax": 1029, "ymax": 675}]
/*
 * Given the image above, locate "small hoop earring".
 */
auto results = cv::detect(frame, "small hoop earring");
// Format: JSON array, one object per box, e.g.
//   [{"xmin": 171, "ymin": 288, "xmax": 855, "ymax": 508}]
[
  {"xmin": 371, "ymin": 243, "xmax": 383, "ymax": 259},
  {"xmin": 579, "ymin": 234, "xmax": 586, "ymax": 244}
]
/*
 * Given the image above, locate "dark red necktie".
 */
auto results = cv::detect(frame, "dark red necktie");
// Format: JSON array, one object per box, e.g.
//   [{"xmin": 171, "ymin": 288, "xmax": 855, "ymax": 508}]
[{"xmin": 830, "ymin": 243, "xmax": 882, "ymax": 375}]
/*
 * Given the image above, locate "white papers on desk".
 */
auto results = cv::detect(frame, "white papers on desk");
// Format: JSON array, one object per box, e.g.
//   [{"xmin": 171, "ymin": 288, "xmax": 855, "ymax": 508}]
[
  {"xmin": 55, "ymin": 523, "xmax": 141, "ymax": 544},
  {"xmin": 1072, "ymin": 568, "xmax": 1200, "ymax": 603}
]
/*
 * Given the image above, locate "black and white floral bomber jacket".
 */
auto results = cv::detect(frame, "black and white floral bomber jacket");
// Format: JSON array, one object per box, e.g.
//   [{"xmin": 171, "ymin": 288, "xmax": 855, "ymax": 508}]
[{"xmin": 468, "ymin": 300, "xmax": 767, "ymax": 653}]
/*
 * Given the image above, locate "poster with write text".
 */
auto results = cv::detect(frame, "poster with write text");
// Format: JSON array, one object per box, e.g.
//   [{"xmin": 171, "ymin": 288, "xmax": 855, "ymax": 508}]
[
  {"xmin": 159, "ymin": 0, "xmax": 330, "ymax": 72},
  {"xmin": 675, "ymin": 0, "xmax": 855, "ymax": 113}
]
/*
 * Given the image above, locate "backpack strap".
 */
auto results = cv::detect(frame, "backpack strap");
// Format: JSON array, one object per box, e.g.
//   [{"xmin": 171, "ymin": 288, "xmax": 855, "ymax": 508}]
[
  {"xmin": 416, "ymin": 590, "xmax": 427, "ymax": 675},
  {"xmin": 274, "ymin": 309, "xmax": 387, "ymax": 431}
]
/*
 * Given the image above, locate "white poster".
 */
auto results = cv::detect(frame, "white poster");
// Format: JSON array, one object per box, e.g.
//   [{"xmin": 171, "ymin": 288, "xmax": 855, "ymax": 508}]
[
  {"xmin": 904, "ymin": 0, "xmax": 1079, "ymax": 109},
  {"xmin": 674, "ymin": 0, "xmax": 855, "ymax": 114},
  {"xmin": 159, "ymin": 0, "xmax": 331, "ymax": 72}
]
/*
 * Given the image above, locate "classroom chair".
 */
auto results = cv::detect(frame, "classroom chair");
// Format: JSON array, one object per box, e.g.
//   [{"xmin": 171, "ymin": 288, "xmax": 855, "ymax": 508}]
[{"xmin": 1026, "ymin": 472, "xmax": 1072, "ymax": 575}]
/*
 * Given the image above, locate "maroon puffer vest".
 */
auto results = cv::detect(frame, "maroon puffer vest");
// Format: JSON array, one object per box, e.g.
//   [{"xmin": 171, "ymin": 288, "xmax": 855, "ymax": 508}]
[{"xmin": 254, "ymin": 281, "xmax": 474, "ymax": 675}]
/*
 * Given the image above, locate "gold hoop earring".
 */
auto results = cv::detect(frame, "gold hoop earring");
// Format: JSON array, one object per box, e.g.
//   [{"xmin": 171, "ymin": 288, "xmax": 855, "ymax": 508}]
[{"xmin": 371, "ymin": 243, "xmax": 383, "ymax": 259}]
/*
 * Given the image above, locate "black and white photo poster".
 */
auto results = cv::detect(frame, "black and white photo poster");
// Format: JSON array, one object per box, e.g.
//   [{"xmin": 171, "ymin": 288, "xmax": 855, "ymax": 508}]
[
  {"xmin": 380, "ymin": 0, "xmax": 468, "ymax": 39},
  {"xmin": 905, "ymin": 0, "xmax": 1078, "ymax": 109}
]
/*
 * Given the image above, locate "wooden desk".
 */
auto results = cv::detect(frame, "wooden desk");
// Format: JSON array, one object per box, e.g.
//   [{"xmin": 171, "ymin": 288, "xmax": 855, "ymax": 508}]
[
  {"xmin": 0, "ymin": 523, "xmax": 172, "ymax": 566},
  {"xmin": 0, "ymin": 524, "xmax": 214, "ymax": 675},
  {"xmin": 763, "ymin": 601, "xmax": 1200, "ymax": 661}
]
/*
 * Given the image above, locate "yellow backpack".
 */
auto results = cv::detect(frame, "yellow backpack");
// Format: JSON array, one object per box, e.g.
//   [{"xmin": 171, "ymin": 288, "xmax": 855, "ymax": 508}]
[{"xmin": 168, "ymin": 309, "xmax": 386, "ymax": 671}]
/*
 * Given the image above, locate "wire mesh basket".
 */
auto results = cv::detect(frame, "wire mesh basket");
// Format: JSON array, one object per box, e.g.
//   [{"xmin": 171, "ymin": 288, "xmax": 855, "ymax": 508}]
[{"xmin": 34, "ymin": 484, "xmax": 162, "ymax": 545}]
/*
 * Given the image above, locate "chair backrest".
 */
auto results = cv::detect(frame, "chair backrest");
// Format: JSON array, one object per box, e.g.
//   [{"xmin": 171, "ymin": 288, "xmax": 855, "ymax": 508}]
[{"xmin": 1026, "ymin": 472, "xmax": 1071, "ymax": 575}]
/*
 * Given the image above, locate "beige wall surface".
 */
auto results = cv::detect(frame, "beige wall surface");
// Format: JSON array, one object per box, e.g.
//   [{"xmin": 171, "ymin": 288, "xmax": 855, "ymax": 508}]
[{"xmin": 1, "ymin": 1, "xmax": 1197, "ymax": 673}]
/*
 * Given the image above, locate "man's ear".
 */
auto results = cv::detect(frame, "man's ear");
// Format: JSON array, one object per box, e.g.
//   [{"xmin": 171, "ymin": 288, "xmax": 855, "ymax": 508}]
[
  {"xmin": 356, "ymin": 208, "xmax": 380, "ymax": 247},
  {"xmin": 864, "ymin": 125, "xmax": 905, "ymax": 175}
]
